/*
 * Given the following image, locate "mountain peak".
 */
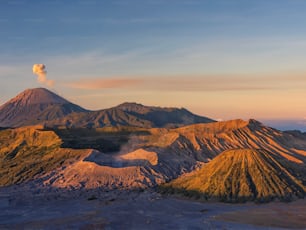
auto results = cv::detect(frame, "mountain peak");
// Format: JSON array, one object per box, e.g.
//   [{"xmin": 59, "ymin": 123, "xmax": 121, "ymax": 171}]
[
  {"xmin": 116, "ymin": 102, "xmax": 146, "ymax": 110},
  {"xmin": 116, "ymin": 102, "xmax": 174, "ymax": 114},
  {"xmin": 246, "ymin": 119, "xmax": 264, "ymax": 130},
  {"xmin": 0, "ymin": 88, "xmax": 86, "ymax": 127},
  {"xmin": 248, "ymin": 118, "xmax": 262, "ymax": 125},
  {"xmin": 4, "ymin": 88, "xmax": 69, "ymax": 107},
  {"xmin": 116, "ymin": 102, "xmax": 191, "ymax": 114}
]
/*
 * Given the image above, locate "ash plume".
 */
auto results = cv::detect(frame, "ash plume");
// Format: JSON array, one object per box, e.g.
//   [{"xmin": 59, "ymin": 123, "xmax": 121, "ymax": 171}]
[{"xmin": 32, "ymin": 64, "xmax": 54, "ymax": 87}]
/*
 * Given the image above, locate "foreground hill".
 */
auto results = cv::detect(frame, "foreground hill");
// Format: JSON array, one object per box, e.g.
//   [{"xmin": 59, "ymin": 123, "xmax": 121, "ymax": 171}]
[
  {"xmin": 0, "ymin": 88, "xmax": 86, "ymax": 127},
  {"xmin": 161, "ymin": 148, "xmax": 305, "ymax": 202},
  {"xmin": 0, "ymin": 88, "xmax": 214, "ymax": 128}
]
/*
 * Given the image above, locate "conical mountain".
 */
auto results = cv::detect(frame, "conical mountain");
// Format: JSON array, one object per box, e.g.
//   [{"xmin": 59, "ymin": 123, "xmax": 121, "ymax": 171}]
[
  {"xmin": 162, "ymin": 148, "xmax": 306, "ymax": 202},
  {"xmin": 0, "ymin": 88, "xmax": 87, "ymax": 127}
]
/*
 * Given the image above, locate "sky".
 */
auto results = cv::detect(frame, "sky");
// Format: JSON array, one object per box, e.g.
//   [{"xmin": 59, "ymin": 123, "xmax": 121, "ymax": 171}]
[{"xmin": 1, "ymin": 0, "xmax": 306, "ymax": 130}]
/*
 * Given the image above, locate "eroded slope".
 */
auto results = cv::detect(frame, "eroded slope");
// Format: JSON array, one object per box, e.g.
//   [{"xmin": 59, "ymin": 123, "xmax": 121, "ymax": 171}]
[
  {"xmin": 0, "ymin": 126, "xmax": 88, "ymax": 186},
  {"xmin": 1, "ymin": 119, "xmax": 306, "ymax": 201},
  {"xmin": 161, "ymin": 148, "xmax": 306, "ymax": 202}
]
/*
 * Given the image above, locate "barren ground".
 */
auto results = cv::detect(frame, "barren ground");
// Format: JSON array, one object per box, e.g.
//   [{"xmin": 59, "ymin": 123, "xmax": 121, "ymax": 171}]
[{"xmin": 0, "ymin": 186, "xmax": 305, "ymax": 230}]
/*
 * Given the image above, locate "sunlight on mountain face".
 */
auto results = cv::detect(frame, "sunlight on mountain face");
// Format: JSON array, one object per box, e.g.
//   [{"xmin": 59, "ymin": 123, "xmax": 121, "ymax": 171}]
[
  {"xmin": 0, "ymin": 88, "xmax": 305, "ymax": 204},
  {"xmin": 0, "ymin": 109, "xmax": 305, "ymax": 201},
  {"xmin": 162, "ymin": 149, "xmax": 305, "ymax": 202},
  {"xmin": 2, "ymin": 1, "xmax": 306, "ymax": 229}
]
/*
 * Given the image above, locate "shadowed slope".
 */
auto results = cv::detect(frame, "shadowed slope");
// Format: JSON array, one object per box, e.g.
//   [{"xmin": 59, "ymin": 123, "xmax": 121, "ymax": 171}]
[
  {"xmin": 116, "ymin": 102, "xmax": 214, "ymax": 127},
  {"xmin": 161, "ymin": 148, "xmax": 306, "ymax": 202},
  {"xmin": 47, "ymin": 102, "xmax": 215, "ymax": 128},
  {"xmin": 0, "ymin": 88, "xmax": 86, "ymax": 127},
  {"xmin": 0, "ymin": 126, "xmax": 89, "ymax": 186}
]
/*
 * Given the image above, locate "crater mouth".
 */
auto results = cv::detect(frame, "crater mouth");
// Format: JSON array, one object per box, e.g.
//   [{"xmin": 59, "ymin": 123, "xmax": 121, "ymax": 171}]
[{"xmin": 84, "ymin": 149, "xmax": 158, "ymax": 168}]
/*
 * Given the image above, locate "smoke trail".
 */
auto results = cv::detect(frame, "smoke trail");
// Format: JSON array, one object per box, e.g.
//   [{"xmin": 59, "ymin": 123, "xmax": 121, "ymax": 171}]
[{"xmin": 32, "ymin": 64, "xmax": 54, "ymax": 87}]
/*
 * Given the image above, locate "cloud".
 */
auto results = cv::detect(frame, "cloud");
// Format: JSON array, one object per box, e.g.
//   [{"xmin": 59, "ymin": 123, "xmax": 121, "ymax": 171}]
[
  {"xmin": 64, "ymin": 75, "xmax": 274, "ymax": 92},
  {"xmin": 66, "ymin": 78, "xmax": 142, "ymax": 89},
  {"xmin": 32, "ymin": 64, "xmax": 54, "ymax": 87}
]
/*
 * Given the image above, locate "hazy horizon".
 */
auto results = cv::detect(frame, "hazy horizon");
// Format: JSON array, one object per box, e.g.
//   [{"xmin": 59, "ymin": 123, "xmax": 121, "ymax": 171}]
[{"xmin": 1, "ymin": 0, "xmax": 306, "ymax": 130}]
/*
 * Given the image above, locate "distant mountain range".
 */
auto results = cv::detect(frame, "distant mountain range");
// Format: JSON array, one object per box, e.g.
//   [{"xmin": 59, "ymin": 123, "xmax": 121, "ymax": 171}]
[
  {"xmin": 0, "ymin": 88, "xmax": 214, "ymax": 128},
  {"xmin": 263, "ymin": 119, "xmax": 306, "ymax": 132}
]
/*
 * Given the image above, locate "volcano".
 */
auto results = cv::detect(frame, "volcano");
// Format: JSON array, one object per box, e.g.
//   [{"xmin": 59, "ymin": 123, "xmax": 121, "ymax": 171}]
[
  {"xmin": 0, "ymin": 88, "xmax": 87, "ymax": 127},
  {"xmin": 161, "ymin": 148, "xmax": 306, "ymax": 202}
]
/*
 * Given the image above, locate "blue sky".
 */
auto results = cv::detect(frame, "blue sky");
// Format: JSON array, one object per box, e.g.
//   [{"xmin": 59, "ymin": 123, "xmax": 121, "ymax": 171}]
[{"xmin": 1, "ymin": 0, "xmax": 306, "ymax": 130}]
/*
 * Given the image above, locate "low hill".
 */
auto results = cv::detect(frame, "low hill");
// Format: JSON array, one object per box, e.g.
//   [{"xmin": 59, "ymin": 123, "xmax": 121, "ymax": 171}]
[{"xmin": 161, "ymin": 148, "xmax": 306, "ymax": 202}]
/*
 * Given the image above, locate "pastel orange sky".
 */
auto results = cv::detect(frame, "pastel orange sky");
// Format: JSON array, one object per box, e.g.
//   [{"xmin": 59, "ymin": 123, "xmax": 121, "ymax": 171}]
[
  {"xmin": 59, "ymin": 73, "xmax": 306, "ymax": 120},
  {"xmin": 1, "ymin": 1, "xmax": 306, "ymax": 128}
]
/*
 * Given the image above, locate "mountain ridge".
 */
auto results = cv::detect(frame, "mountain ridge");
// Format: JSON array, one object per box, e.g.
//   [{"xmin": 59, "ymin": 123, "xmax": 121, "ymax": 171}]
[{"xmin": 0, "ymin": 88, "xmax": 215, "ymax": 128}]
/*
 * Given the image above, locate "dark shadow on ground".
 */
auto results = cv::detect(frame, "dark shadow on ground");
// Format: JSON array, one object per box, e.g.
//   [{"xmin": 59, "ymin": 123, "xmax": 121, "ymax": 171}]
[{"xmin": 50, "ymin": 127, "xmax": 150, "ymax": 153}]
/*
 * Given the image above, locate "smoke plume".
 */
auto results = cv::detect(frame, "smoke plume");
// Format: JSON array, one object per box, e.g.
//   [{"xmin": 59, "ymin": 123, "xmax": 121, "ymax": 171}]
[{"xmin": 32, "ymin": 64, "xmax": 54, "ymax": 87}]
